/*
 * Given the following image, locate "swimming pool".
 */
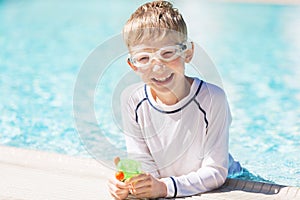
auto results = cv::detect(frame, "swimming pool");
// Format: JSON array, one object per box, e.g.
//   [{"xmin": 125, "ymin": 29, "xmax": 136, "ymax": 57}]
[{"xmin": 0, "ymin": 0, "xmax": 299, "ymax": 187}]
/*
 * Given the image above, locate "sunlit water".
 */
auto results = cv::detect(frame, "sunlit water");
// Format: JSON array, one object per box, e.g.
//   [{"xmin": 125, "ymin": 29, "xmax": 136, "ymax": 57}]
[{"xmin": 0, "ymin": 0, "xmax": 299, "ymax": 187}]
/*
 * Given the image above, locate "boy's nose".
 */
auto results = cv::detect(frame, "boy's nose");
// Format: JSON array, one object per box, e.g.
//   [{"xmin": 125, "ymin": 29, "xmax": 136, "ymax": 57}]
[
  {"xmin": 151, "ymin": 58, "xmax": 165, "ymax": 73},
  {"xmin": 152, "ymin": 64, "xmax": 166, "ymax": 72}
]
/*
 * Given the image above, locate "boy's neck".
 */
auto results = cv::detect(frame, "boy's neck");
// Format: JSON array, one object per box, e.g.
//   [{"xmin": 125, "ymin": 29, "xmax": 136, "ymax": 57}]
[{"xmin": 151, "ymin": 76, "xmax": 193, "ymax": 105}]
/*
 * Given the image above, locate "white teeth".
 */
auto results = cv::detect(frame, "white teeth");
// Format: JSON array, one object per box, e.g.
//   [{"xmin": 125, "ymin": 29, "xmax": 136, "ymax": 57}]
[
  {"xmin": 156, "ymin": 77, "xmax": 167, "ymax": 81},
  {"xmin": 154, "ymin": 74, "xmax": 172, "ymax": 82}
]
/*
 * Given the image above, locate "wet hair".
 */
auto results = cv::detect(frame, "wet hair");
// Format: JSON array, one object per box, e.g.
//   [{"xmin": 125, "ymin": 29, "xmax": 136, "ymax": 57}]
[{"xmin": 123, "ymin": 1, "xmax": 187, "ymax": 48}]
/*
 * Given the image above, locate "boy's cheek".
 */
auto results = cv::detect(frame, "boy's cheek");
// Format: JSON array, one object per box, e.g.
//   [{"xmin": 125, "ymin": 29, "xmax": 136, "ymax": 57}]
[
  {"xmin": 137, "ymin": 70, "xmax": 152, "ymax": 81},
  {"xmin": 164, "ymin": 59, "xmax": 184, "ymax": 70},
  {"xmin": 136, "ymin": 68, "xmax": 149, "ymax": 74}
]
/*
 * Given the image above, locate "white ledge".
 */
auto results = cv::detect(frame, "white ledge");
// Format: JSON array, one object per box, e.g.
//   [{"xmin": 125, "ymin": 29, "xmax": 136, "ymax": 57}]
[{"xmin": 0, "ymin": 145, "xmax": 299, "ymax": 200}]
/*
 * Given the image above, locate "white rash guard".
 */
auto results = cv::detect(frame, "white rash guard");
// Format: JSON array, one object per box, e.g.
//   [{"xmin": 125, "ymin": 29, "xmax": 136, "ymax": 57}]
[{"xmin": 121, "ymin": 77, "xmax": 240, "ymax": 198}]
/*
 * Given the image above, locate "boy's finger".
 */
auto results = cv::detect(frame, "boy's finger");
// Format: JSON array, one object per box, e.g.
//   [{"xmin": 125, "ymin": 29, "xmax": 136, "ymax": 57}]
[
  {"xmin": 109, "ymin": 177, "xmax": 129, "ymax": 189},
  {"xmin": 115, "ymin": 180, "xmax": 130, "ymax": 189},
  {"xmin": 126, "ymin": 173, "xmax": 147, "ymax": 184}
]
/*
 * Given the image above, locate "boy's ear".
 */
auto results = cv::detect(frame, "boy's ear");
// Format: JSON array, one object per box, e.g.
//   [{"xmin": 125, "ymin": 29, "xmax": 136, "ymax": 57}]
[
  {"xmin": 185, "ymin": 42, "xmax": 194, "ymax": 63},
  {"xmin": 127, "ymin": 58, "xmax": 138, "ymax": 71}
]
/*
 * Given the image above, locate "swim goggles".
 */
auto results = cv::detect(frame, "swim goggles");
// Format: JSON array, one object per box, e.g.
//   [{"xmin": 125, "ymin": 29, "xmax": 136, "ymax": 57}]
[{"xmin": 128, "ymin": 41, "xmax": 192, "ymax": 69}]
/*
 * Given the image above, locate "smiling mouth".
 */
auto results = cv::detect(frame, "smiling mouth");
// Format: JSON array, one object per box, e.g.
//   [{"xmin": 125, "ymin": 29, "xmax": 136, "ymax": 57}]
[{"xmin": 152, "ymin": 73, "xmax": 174, "ymax": 85}]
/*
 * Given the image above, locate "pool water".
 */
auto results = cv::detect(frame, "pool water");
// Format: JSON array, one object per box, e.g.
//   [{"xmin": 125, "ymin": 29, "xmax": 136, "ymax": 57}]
[{"xmin": 1, "ymin": 0, "xmax": 299, "ymax": 187}]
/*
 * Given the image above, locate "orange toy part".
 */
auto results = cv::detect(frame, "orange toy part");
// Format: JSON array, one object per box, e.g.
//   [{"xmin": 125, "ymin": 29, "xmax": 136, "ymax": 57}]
[{"xmin": 115, "ymin": 171, "xmax": 125, "ymax": 181}]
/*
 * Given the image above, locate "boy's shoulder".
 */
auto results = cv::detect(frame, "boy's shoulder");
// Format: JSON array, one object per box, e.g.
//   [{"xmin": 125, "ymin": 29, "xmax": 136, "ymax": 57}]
[
  {"xmin": 192, "ymin": 77, "xmax": 226, "ymax": 97},
  {"xmin": 203, "ymin": 81, "xmax": 226, "ymax": 96},
  {"xmin": 120, "ymin": 82, "xmax": 146, "ymax": 105},
  {"xmin": 195, "ymin": 78, "xmax": 228, "ymax": 105}
]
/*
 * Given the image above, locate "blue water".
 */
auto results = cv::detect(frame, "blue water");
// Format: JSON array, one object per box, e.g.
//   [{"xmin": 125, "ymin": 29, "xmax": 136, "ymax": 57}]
[{"xmin": 1, "ymin": 0, "xmax": 299, "ymax": 187}]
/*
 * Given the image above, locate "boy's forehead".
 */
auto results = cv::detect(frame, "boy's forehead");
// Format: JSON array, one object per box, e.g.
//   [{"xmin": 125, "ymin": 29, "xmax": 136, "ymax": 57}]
[
  {"xmin": 129, "ymin": 38, "xmax": 180, "ymax": 52},
  {"xmin": 125, "ymin": 28, "xmax": 186, "ymax": 50}
]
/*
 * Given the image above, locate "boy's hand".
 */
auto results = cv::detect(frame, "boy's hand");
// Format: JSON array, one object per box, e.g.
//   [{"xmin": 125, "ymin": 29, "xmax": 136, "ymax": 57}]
[
  {"xmin": 107, "ymin": 157, "xmax": 129, "ymax": 200},
  {"xmin": 126, "ymin": 173, "xmax": 167, "ymax": 198},
  {"xmin": 108, "ymin": 177, "xmax": 129, "ymax": 200}
]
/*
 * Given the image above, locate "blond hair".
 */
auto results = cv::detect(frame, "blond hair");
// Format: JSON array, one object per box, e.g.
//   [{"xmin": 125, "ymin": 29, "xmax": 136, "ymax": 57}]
[{"xmin": 123, "ymin": 1, "xmax": 187, "ymax": 48}]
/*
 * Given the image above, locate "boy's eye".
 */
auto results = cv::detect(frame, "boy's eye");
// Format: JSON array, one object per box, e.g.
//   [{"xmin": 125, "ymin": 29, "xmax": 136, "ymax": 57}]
[
  {"xmin": 136, "ymin": 55, "xmax": 150, "ymax": 64},
  {"xmin": 160, "ymin": 49, "xmax": 176, "ymax": 59}
]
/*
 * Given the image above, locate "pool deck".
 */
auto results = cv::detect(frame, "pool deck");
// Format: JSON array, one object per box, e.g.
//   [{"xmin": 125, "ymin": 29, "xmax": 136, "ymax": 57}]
[
  {"xmin": 220, "ymin": 0, "xmax": 300, "ymax": 4},
  {"xmin": 0, "ymin": 145, "xmax": 299, "ymax": 200}
]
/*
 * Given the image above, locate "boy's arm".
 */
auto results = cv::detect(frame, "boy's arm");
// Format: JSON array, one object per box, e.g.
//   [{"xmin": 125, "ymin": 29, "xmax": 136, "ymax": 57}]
[
  {"xmin": 124, "ymin": 133, "xmax": 160, "ymax": 178},
  {"xmin": 121, "ymin": 88, "xmax": 160, "ymax": 178},
  {"xmin": 161, "ymin": 88, "xmax": 230, "ymax": 197}
]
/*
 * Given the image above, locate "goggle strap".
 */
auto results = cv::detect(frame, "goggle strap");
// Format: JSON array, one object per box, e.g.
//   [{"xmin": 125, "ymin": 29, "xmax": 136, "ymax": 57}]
[{"xmin": 127, "ymin": 58, "xmax": 137, "ymax": 71}]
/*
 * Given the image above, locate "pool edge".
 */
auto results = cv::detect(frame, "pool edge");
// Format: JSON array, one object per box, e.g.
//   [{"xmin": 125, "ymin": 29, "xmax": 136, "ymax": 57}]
[{"xmin": 0, "ymin": 145, "xmax": 299, "ymax": 200}]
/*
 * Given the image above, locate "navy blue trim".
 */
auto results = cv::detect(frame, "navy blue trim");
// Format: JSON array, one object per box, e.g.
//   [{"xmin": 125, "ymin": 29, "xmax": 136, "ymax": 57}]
[
  {"xmin": 170, "ymin": 177, "xmax": 177, "ymax": 198},
  {"xmin": 144, "ymin": 80, "xmax": 203, "ymax": 114},
  {"xmin": 193, "ymin": 99, "xmax": 208, "ymax": 129},
  {"xmin": 135, "ymin": 98, "xmax": 147, "ymax": 123}
]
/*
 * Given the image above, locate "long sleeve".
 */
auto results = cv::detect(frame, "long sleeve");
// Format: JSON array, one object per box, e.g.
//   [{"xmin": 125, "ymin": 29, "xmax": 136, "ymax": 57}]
[
  {"xmin": 120, "ymin": 85, "xmax": 160, "ymax": 178},
  {"xmin": 161, "ymin": 86, "xmax": 230, "ymax": 197}
]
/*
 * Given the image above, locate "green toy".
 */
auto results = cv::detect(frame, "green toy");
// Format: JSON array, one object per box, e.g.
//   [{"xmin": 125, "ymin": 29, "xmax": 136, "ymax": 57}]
[{"xmin": 115, "ymin": 159, "xmax": 142, "ymax": 181}]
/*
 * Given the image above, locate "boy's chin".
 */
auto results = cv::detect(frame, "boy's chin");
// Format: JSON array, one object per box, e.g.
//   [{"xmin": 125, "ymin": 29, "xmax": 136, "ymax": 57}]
[{"xmin": 150, "ymin": 83, "xmax": 176, "ymax": 95}]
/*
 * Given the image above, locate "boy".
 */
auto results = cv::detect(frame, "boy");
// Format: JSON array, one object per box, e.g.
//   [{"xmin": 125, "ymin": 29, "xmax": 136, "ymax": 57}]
[{"xmin": 108, "ymin": 1, "xmax": 241, "ymax": 199}]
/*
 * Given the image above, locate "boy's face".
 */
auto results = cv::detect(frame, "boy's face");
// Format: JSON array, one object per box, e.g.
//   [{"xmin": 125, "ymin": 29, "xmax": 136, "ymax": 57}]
[{"xmin": 128, "ymin": 38, "xmax": 194, "ymax": 95}]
